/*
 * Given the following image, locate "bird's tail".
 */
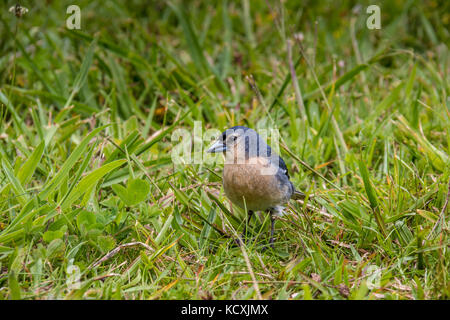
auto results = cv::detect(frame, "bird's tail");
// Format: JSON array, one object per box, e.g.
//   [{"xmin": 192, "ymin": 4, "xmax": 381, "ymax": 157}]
[{"xmin": 291, "ymin": 190, "xmax": 306, "ymax": 200}]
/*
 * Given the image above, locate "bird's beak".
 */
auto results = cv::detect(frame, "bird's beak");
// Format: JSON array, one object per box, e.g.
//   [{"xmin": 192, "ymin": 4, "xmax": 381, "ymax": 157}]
[{"xmin": 206, "ymin": 140, "xmax": 226, "ymax": 153}]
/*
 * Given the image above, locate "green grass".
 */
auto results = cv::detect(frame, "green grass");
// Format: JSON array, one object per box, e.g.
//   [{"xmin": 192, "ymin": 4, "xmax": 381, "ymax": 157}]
[{"xmin": 0, "ymin": 0, "xmax": 449, "ymax": 300}]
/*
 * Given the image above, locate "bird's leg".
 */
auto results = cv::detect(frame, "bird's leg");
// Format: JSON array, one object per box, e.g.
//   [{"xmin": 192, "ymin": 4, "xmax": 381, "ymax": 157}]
[
  {"xmin": 269, "ymin": 211, "xmax": 276, "ymax": 248},
  {"xmin": 243, "ymin": 210, "xmax": 254, "ymax": 236},
  {"xmin": 234, "ymin": 210, "xmax": 254, "ymax": 247},
  {"xmin": 239, "ymin": 210, "xmax": 254, "ymax": 244}
]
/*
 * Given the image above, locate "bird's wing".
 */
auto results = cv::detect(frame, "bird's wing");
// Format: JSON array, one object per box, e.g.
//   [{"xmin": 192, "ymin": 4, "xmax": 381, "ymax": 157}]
[
  {"xmin": 270, "ymin": 153, "xmax": 298, "ymax": 198},
  {"xmin": 274, "ymin": 154, "xmax": 290, "ymax": 179},
  {"xmin": 255, "ymin": 140, "xmax": 290, "ymax": 180}
]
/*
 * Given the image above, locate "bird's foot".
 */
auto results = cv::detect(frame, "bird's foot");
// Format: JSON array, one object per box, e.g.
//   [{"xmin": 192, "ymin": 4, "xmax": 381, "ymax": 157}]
[
  {"xmin": 233, "ymin": 236, "xmax": 244, "ymax": 247},
  {"xmin": 233, "ymin": 232, "xmax": 253, "ymax": 247},
  {"xmin": 261, "ymin": 238, "xmax": 275, "ymax": 251}
]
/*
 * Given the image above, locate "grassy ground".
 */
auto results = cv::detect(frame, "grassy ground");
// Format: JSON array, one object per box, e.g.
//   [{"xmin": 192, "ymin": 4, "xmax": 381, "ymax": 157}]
[{"xmin": 0, "ymin": 0, "xmax": 449, "ymax": 300}]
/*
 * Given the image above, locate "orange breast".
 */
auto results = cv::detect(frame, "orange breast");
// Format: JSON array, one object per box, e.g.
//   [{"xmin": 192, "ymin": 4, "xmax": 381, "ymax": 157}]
[{"xmin": 222, "ymin": 157, "xmax": 291, "ymax": 211}]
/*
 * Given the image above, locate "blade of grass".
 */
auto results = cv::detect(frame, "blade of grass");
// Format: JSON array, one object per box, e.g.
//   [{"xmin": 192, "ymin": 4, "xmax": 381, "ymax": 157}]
[{"xmin": 39, "ymin": 125, "xmax": 109, "ymax": 200}]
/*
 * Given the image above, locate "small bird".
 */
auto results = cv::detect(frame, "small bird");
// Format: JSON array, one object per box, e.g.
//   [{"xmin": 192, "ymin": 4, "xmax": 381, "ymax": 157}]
[{"xmin": 207, "ymin": 126, "xmax": 304, "ymax": 248}]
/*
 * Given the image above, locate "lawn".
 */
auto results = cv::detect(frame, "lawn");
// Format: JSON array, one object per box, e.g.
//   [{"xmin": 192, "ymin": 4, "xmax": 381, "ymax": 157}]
[{"xmin": 0, "ymin": 0, "xmax": 449, "ymax": 300}]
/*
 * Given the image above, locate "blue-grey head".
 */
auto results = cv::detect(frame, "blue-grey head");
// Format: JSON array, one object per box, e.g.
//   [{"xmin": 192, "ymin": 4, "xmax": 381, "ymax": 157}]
[{"xmin": 206, "ymin": 126, "xmax": 272, "ymax": 160}]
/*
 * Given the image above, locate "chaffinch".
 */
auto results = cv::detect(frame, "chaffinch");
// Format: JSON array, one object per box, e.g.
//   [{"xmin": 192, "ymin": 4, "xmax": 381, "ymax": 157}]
[{"xmin": 207, "ymin": 126, "xmax": 304, "ymax": 247}]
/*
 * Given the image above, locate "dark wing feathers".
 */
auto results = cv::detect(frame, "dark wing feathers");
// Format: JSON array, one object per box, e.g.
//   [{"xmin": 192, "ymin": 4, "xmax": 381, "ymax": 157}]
[{"xmin": 276, "ymin": 155, "xmax": 290, "ymax": 179}]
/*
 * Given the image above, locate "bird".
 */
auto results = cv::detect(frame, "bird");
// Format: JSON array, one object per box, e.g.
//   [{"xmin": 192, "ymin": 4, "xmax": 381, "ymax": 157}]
[{"xmin": 206, "ymin": 126, "xmax": 304, "ymax": 248}]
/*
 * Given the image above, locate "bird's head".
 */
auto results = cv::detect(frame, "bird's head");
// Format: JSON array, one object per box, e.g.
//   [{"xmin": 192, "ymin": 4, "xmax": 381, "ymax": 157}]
[{"xmin": 206, "ymin": 126, "xmax": 271, "ymax": 162}]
